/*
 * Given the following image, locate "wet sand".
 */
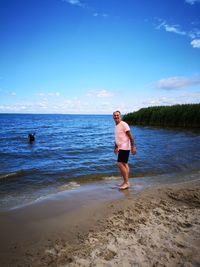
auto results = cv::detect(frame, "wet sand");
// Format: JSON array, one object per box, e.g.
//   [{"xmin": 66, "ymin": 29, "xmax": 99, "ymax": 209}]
[{"xmin": 0, "ymin": 178, "xmax": 200, "ymax": 267}]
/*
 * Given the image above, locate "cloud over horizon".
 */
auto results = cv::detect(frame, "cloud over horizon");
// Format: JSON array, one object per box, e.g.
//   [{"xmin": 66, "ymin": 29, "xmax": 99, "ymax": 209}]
[
  {"xmin": 154, "ymin": 76, "xmax": 200, "ymax": 90},
  {"xmin": 143, "ymin": 92, "xmax": 200, "ymax": 107}
]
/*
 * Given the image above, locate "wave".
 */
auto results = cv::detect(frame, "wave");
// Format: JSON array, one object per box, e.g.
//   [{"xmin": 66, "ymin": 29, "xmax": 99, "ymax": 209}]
[
  {"xmin": 57, "ymin": 173, "xmax": 118, "ymax": 184},
  {"xmin": 0, "ymin": 171, "xmax": 25, "ymax": 180},
  {"xmin": 58, "ymin": 181, "xmax": 81, "ymax": 191}
]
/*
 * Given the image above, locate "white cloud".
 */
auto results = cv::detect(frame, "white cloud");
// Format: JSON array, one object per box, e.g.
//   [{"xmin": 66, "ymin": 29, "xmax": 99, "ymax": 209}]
[
  {"xmin": 188, "ymin": 28, "xmax": 200, "ymax": 39},
  {"xmin": 63, "ymin": 0, "xmax": 84, "ymax": 8},
  {"xmin": 154, "ymin": 76, "xmax": 200, "ymax": 90},
  {"xmin": 143, "ymin": 92, "xmax": 200, "ymax": 107},
  {"xmin": 191, "ymin": 39, "xmax": 200, "ymax": 48},
  {"xmin": 10, "ymin": 92, "xmax": 16, "ymax": 96},
  {"xmin": 38, "ymin": 93, "xmax": 45, "ymax": 96},
  {"xmin": 63, "ymin": 0, "xmax": 109, "ymax": 18},
  {"xmin": 67, "ymin": 0, "xmax": 81, "ymax": 3},
  {"xmin": 0, "ymin": 91, "xmax": 119, "ymax": 113},
  {"xmin": 37, "ymin": 92, "xmax": 61, "ymax": 97},
  {"xmin": 87, "ymin": 89, "xmax": 114, "ymax": 98},
  {"xmin": 64, "ymin": 99, "xmax": 73, "ymax": 105},
  {"xmin": 0, "ymin": 103, "xmax": 32, "ymax": 112},
  {"xmin": 155, "ymin": 19, "xmax": 200, "ymax": 49},
  {"xmin": 143, "ymin": 97, "xmax": 173, "ymax": 106},
  {"xmin": 93, "ymin": 12, "xmax": 108, "ymax": 18},
  {"xmin": 181, "ymin": 92, "xmax": 200, "ymax": 99},
  {"xmin": 0, "ymin": 89, "xmax": 17, "ymax": 96},
  {"xmin": 164, "ymin": 25, "xmax": 186, "ymax": 35},
  {"xmin": 185, "ymin": 0, "xmax": 200, "ymax": 5},
  {"xmin": 48, "ymin": 92, "xmax": 60, "ymax": 97},
  {"xmin": 156, "ymin": 21, "xmax": 186, "ymax": 36}
]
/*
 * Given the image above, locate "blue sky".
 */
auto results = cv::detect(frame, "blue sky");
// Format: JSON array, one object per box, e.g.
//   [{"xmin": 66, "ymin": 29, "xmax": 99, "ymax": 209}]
[{"xmin": 0, "ymin": 0, "xmax": 200, "ymax": 114}]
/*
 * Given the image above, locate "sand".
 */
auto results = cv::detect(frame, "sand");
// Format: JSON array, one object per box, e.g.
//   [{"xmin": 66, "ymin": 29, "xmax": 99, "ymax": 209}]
[{"xmin": 1, "ymin": 178, "xmax": 200, "ymax": 267}]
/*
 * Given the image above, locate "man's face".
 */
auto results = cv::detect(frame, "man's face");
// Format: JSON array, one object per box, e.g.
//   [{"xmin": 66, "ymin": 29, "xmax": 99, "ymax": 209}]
[{"xmin": 113, "ymin": 112, "xmax": 121, "ymax": 124}]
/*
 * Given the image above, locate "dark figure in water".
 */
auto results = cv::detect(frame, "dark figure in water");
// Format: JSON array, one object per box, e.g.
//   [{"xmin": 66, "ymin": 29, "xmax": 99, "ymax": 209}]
[{"xmin": 28, "ymin": 133, "xmax": 35, "ymax": 143}]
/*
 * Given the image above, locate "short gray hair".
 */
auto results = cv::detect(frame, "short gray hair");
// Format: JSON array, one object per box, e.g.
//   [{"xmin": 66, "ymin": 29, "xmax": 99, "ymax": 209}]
[{"xmin": 113, "ymin": 110, "xmax": 121, "ymax": 115}]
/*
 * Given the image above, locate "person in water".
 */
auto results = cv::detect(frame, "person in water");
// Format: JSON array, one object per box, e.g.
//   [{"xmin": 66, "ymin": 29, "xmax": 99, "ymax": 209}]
[
  {"xmin": 28, "ymin": 133, "xmax": 35, "ymax": 143},
  {"xmin": 113, "ymin": 111, "xmax": 136, "ymax": 190}
]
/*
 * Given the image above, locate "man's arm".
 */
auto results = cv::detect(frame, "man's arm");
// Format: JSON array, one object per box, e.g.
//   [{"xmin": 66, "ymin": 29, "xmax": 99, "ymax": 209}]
[
  {"xmin": 126, "ymin": 130, "xmax": 136, "ymax": 155},
  {"xmin": 114, "ymin": 142, "xmax": 119, "ymax": 154}
]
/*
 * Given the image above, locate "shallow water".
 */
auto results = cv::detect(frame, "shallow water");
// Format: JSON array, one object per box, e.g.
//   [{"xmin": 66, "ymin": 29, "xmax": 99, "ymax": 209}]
[{"xmin": 0, "ymin": 114, "xmax": 200, "ymax": 210}]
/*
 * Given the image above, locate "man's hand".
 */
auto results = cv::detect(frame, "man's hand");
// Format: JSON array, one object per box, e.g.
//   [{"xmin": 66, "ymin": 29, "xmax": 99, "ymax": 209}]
[
  {"xmin": 114, "ymin": 147, "xmax": 119, "ymax": 155},
  {"xmin": 131, "ymin": 146, "xmax": 136, "ymax": 155}
]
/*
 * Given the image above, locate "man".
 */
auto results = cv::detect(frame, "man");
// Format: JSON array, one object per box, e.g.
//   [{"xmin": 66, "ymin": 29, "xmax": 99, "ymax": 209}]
[{"xmin": 113, "ymin": 111, "xmax": 136, "ymax": 190}]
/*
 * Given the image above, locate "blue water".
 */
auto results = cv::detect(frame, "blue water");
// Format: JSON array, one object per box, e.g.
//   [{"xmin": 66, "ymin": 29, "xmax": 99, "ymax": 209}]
[{"xmin": 0, "ymin": 113, "xmax": 200, "ymax": 210}]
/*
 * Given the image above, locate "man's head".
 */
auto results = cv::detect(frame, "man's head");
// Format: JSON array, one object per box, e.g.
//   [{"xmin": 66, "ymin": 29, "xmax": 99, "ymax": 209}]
[{"xmin": 113, "ymin": 110, "xmax": 121, "ymax": 125}]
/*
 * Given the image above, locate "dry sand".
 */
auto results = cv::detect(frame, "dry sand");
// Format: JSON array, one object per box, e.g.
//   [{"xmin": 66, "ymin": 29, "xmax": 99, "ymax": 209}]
[{"xmin": 1, "ymin": 179, "xmax": 200, "ymax": 267}]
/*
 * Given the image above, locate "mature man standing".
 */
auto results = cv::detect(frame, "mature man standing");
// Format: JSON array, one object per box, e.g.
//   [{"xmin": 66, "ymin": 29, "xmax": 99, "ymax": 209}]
[{"xmin": 113, "ymin": 111, "xmax": 136, "ymax": 190}]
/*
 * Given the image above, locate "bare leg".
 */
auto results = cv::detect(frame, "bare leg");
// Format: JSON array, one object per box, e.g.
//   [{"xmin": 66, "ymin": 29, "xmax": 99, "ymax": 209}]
[
  {"xmin": 117, "ymin": 162, "xmax": 130, "ymax": 189},
  {"xmin": 124, "ymin": 164, "xmax": 129, "ymax": 178}
]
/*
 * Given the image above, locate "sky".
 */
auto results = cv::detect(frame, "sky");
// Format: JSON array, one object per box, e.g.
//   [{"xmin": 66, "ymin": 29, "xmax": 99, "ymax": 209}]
[{"xmin": 0, "ymin": 0, "xmax": 200, "ymax": 114}]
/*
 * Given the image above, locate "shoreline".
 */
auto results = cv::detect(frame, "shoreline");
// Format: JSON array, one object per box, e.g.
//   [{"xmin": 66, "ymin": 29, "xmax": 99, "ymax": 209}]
[
  {"xmin": 2, "ymin": 169, "xmax": 200, "ymax": 212},
  {"xmin": 0, "ymin": 175, "xmax": 200, "ymax": 267}
]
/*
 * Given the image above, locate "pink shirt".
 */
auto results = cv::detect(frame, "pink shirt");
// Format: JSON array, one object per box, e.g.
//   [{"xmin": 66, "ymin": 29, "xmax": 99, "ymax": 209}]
[{"xmin": 114, "ymin": 121, "xmax": 131, "ymax": 150}]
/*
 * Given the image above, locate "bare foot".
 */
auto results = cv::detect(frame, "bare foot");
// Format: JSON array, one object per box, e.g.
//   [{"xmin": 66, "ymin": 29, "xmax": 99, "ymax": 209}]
[
  {"xmin": 118, "ymin": 182, "xmax": 130, "ymax": 186},
  {"xmin": 119, "ymin": 183, "xmax": 130, "ymax": 190}
]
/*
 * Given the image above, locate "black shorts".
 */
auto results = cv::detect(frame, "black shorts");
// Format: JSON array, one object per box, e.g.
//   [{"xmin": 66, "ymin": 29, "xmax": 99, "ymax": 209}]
[{"xmin": 117, "ymin": 150, "xmax": 130, "ymax": 163}]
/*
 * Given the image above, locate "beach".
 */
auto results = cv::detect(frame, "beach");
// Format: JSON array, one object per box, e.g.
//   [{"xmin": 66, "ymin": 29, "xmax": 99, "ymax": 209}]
[{"xmin": 0, "ymin": 174, "xmax": 200, "ymax": 267}]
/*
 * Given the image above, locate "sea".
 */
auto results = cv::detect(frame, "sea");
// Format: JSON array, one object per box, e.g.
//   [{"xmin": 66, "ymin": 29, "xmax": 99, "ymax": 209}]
[{"xmin": 0, "ymin": 113, "xmax": 200, "ymax": 211}]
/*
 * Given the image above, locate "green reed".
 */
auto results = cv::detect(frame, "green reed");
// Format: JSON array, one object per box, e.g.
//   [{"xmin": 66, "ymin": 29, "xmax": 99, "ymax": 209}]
[{"xmin": 123, "ymin": 104, "xmax": 200, "ymax": 128}]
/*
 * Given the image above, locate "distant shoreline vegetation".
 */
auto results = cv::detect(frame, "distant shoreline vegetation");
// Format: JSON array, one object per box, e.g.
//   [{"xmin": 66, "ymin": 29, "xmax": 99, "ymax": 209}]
[{"xmin": 123, "ymin": 104, "xmax": 200, "ymax": 129}]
